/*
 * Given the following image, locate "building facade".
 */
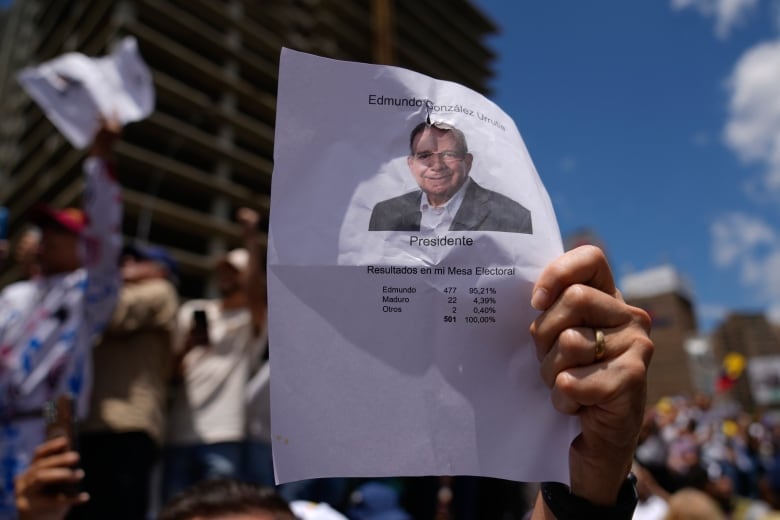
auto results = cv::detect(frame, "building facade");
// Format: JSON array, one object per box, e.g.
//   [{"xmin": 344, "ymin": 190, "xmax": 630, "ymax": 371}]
[
  {"xmin": 622, "ymin": 266, "xmax": 699, "ymax": 404},
  {"xmin": 0, "ymin": 0, "xmax": 497, "ymax": 296},
  {"xmin": 712, "ymin": 313, "xmax": 780, "ymax": 411}
]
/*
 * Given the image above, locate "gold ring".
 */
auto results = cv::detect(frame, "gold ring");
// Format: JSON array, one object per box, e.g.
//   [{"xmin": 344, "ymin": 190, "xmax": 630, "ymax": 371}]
[{"xmin": 594, "ymin": 329, "xmax": 606, "ymax": 362}]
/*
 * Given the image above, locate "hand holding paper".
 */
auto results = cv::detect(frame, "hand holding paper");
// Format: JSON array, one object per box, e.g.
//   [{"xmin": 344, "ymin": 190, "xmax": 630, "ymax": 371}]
[
  {"xmin": 17, "ymin": 36, "xmax": 154, "ymax": 149},
  {"xmin": 530, "ymin": 245, "xmax": 653, "ymax": 511},
  {"xmin": 269, "ymin": 51, "xmax": 653, "ymax": 515}
]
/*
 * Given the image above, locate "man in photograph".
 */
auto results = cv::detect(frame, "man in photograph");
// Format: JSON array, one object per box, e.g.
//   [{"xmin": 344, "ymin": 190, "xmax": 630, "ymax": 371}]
[{"xmin": 368, "ymin": 122, "xmax": 532, "ymax": 234}]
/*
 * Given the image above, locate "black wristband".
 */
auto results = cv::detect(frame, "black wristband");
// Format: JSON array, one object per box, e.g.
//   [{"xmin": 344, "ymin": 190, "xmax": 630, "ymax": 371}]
[{"xmin": 540, "ymin": 474, "xmax": 638, "ymax": 520}]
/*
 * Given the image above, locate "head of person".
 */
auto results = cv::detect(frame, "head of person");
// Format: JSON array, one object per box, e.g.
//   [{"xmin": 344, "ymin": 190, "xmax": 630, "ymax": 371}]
[
  {"xmin": 159, "ymin": 478, "xmax": 295, "ymax": 520},
  {"xmin": 664, "ymin": 487, "xmax": 726, "ymax": 520},
  {"xmin": 15, "ymin": 227, "xmax": 41, "ymax": 278},
  {"xmin": 120, "ymin": 243, "xmax": 178, "ymax": 284},
  {"xmin": 216, "ymin": 248, "xmax": 249, "ymax": 298},
  {"xmin": 406, "ymin": 122, "xmax": 473, "ymax": 207},
  {"xmin": 32, "ymin": 206, "xmax": 85, "ymax": 276}
]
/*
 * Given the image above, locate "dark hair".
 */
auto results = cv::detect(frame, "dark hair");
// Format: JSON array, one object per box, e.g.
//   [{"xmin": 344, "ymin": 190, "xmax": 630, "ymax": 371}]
[
  {"xmin": 408, "ymin": 122, "xmax": 468, "ymax": 155},
  {"xmin": 159, "ymin": 478, "xmax": 295, "ymax": 520}
]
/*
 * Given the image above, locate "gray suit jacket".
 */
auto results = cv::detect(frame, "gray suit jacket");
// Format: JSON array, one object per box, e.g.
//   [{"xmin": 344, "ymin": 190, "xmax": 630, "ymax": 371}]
[{"xmin": 368, "ymin": 180, "xmax": 532, "ymax": 234}]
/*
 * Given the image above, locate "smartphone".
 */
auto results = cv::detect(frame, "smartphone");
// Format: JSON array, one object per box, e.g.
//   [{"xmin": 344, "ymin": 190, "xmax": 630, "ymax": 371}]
[
  {"xmin": 42, "ymin": 394, "xmax": 80, "ymax": 497},
  {"xmin": 192, "ymin": 309, "xmax": 210, "ymax": 345}
]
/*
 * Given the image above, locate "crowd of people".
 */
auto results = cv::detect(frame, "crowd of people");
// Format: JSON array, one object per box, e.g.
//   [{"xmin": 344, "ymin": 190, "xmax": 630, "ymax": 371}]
[
  {"xmin": 632, "ymin": 393, "xmax": 780, "ymax": 520},
  {"xmin": 0, "ymin": 123, "xmax": 276, "ymax": 520},
  {"xmin": 1, "ymin": 122, "xmax": 664, "ymax": 520}
]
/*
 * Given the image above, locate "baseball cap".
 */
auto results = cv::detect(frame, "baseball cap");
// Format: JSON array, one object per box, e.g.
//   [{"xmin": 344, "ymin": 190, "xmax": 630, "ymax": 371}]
[
  {"xmin": 122, "ymin": 243, "xmax": 179, "ymax": 282},
  {"xmin": 348, "ymin": 482, "xmax": 411, "ymax": 520},
  {"xmin": 31, "ymin": 205, "xmax": 87, "ymax": 234}
]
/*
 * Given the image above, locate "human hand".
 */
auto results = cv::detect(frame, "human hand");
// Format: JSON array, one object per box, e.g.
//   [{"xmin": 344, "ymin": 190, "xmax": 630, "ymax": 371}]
[
  {"xmin": 89, "ymin": 117, "xmax": 122, "ymax": 158},
  {"xmin": 236, "ymin": 206, "xmax": 264, "ymax": 240},
  {"xmin": 530, "ymin": 246, "xmax": 653, "ymax": 506},
  {"xmin": 14, "ymin": 436, "xmax": 88, "ymax": 520}
]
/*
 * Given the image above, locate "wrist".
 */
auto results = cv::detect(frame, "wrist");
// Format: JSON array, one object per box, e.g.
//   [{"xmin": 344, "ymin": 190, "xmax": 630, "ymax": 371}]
[
  {"xmin": 541, "ymin": 474, "xmax": 638, "ymax": 520},
  {"xmin": 569, "ymin": 436, "xmax": 635, "ymax": 505},
  {"xmin": 569, "ymin": 456, "xmax": 631, "ymax": 505}
]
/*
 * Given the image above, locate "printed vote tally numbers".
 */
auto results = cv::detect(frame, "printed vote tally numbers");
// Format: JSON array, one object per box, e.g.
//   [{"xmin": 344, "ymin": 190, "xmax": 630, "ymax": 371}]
[{"xmin": 371, "ymin": 264, "xmax": 516, "ymax": 326}]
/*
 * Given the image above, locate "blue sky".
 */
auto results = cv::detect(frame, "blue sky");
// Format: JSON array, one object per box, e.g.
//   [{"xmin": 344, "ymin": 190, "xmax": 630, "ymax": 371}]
[{"xmin": 475, "ymin": 0, "xmax": 780, "ymax": 332}]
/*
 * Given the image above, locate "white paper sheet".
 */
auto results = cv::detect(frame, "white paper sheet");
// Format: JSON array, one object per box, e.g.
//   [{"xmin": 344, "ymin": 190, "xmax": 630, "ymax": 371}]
[
  {"xmin": 17, "ymin": 36, "xmax": 154, "ymax": 149},
  {"xmin": 269, "ymin": 48, "xmax": 579, "ymax": 484}
]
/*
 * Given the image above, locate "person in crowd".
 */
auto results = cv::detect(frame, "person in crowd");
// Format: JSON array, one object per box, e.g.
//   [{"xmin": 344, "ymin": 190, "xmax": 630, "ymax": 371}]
[
  {"xmin": 368, "ymin": 122, "xmax": 532, "ymax": 234},
  {"xmin": 13, "ymin": 228, "xmax": 42, "ymax": 281},
  {"xmin": 13, "ymin": 245, "xmax": 653, "ymax": 519},
  {"xmin": 705, "ymin": 460, "xmax": 773, "ymax": 520},
  {"xmin": 159, "ymin": 478, "xmax": 294, "ymax": 520},
  {"xmin": 163, "ymin": 208, "xmax": 267, "ymax": 501},
  {"xmin": 0, "ymin": 225, "xmax": 41, "ymax": 287},
  {"xmin": 632, "ymin": 462, "xmax": 669, "ymax": 520},
  {"xmin": 664, "ymin": 488, "xmax": 726, "ymax": 520},
  {"xmin": 68, "ymin": 244, "xmax": 179, "ymax": 519},
  {"xmin": 0, "ymin": 121, "xmax": 123, "ymax": 518},
  {"xmin": 347, "ymin": 481, "xmax": 411, "ymax": 520}
]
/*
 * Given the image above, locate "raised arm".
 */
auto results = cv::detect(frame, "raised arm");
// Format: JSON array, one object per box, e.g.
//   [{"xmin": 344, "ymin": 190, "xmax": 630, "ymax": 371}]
[
  {"xmin": 528, "ymin": 246, "xmax": 653, "ymax": 519},
  {"xmin": 81, "ymin": 120, "xmax": 123, "ymax": 334},
  {"xmin": 236, "ymin": 207, "xmax": 267, "ymax": 333}
]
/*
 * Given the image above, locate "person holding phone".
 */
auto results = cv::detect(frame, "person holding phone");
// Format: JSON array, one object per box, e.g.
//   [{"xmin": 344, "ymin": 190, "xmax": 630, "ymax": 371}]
[
  {"xmin": 162, "ymin": 208, "xmax": 267, "ymax": 502},
  {"xmin": 0, "ymin": 121, "xmax": 123, "ymax": 518},
  {"xmin": 68, "ymin": 244, "xmax": 178, "ymax": 520}
]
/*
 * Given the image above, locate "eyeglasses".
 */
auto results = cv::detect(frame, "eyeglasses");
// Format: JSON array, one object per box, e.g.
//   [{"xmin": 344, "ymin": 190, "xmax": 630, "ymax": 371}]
[{"xmin": 412, "ymin": 150, "xmax": 465, "ymax": 166}]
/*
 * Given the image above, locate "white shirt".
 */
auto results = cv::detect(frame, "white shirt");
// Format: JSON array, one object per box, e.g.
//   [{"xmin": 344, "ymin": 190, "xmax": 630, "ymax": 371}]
[
  {"xmin": 632, "ymin": 495, "xmax": 668, "ymax": 520},
  {"xmin": 167, "ymin": 299, "xmax": 266, "ymax": 445},
  {"xmin": 419, "ymin": 178, "xmax": 471, "ymax": 233}
]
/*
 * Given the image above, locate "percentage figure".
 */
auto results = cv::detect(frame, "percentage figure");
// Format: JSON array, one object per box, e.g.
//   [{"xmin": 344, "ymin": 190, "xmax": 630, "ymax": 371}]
[
  {"xmin": 468, "ymin": 287, "xmax": 498, "ymax": 295},
  {"xmin": 465, "ymin": 316, "xmax": 496, "ymax": 324}
]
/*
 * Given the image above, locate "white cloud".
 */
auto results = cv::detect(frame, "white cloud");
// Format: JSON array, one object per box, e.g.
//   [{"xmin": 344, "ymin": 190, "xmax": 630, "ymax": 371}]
[
  {"xmin": 671, "ymin": 0, "xmax": 760, "ymax": 38},
  {"xmin": 711, "ymin": 212, "xmax": 780, "ymax": 304},
  {"xmin": 711, "ymin": 212, "xmax": 775, "ymax": 266},
  {"xmin": 724, "ymin": 39, "xmax": 780, "ymax": 196}
]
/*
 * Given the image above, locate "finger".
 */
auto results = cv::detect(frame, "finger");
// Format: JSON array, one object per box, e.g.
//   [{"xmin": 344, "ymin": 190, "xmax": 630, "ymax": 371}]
[
  {"xmin": 19, "ymin": 467, "xmax": 84, "ymax": 491},
  {"xmin": 532, "ymin": 284, "xmax": 637, "ymax": 357},
  {"xmin": 30, "ymin": 451, "xmax": 80, "ymax": 471},
  {"xmin": 550, "ymin": 337, "xmax": 653, "ymax": 414},
  {"xmin": 531, "ymin": 246, "xmax": 616, "ymax": 311},
  {"xmin": 31, "ymin": 437, "xmax": 70, "ymax": 461},
  {"xmin": 21, "ymin": 491, "xmax": 90, "ymax": 509},
  {"xmin": 539, "ymin": 327, "xmax": 610, "ymax": 387}
]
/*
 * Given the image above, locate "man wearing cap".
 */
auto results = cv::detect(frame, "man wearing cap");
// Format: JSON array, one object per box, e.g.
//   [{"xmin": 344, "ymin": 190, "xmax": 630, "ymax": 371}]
[
  {"xmin": 0, "ymin": 123, "xmax": 123, "ymax": 516},
  {"xmin": 163, "ymin": 208, "xmax": 267, "ymax": 501},
  {"xmin": 69, "ymin": 244, "xmax": 179, "ymax": 520}
]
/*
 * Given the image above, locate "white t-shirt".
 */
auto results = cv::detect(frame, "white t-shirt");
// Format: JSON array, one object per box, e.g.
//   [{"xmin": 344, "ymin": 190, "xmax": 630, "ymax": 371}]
[{"xmin": 166, "ymin": 299, "xmax": 265, "ymax": 445}]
